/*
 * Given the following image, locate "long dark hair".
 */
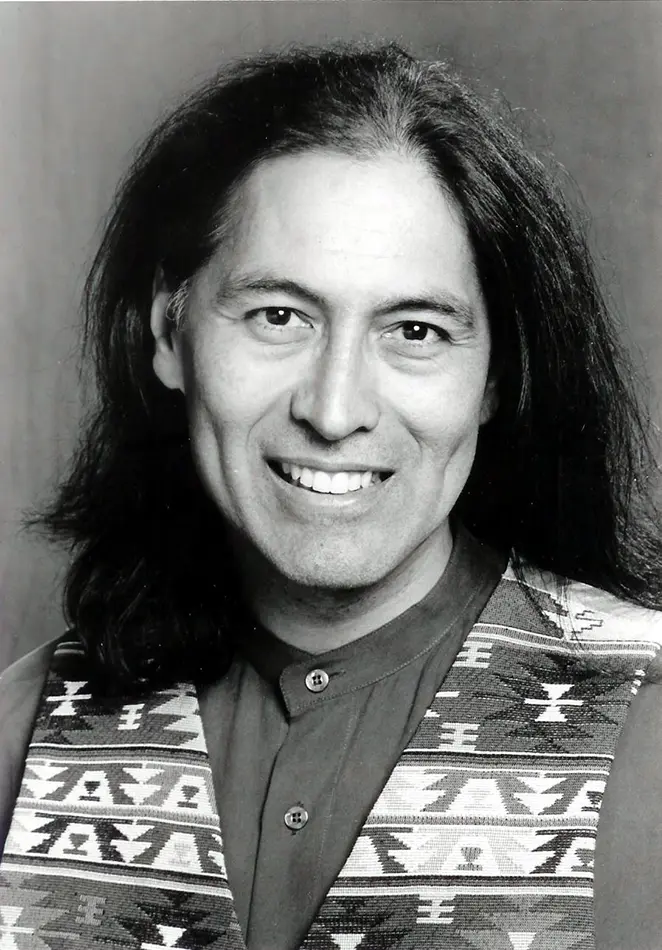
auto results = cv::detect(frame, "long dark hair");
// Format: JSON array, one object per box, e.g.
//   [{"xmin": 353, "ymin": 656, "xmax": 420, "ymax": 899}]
[{"xmin": 36, "ymin": 43, "xmax": 662, "ymax": 691}]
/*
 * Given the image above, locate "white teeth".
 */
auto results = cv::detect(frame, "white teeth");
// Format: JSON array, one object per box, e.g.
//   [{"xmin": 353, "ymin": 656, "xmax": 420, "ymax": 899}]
[
  {"xmin": 278, "ymin": 461, "xmax": 386, "ymax": 494},
  {"xmin": 330, "ymin": 472, "xmax": 349, "ymax": 494},
  {"xmin": 347, "ymin": 472, "xmax": 362, "ymax": 492},
  {"xmin": 312, "ymin": 470, "xmax": 332, "ymax": 493}
]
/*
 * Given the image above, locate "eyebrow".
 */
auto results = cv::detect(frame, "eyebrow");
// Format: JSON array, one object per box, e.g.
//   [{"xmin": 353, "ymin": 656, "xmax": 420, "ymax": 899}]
[
  {"xmin": 374, "ymin": 295, "xmax": 477, "ymax": 331},
  {"xmin": 214, "ymin": 276, "xmax": 325, "ymax": 312},
  {"xmin": 214, "ymin": 274, "xmax": 478, "ymax": 331}
]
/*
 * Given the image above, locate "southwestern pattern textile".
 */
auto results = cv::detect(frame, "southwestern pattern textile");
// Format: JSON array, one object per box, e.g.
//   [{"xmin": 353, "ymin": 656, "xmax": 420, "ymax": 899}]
[{"xmin": 2, "ymin": 567, "xmax": 661, "ymax": 949}]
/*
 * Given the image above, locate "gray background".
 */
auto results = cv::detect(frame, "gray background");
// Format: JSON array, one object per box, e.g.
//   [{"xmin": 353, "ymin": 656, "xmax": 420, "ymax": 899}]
[{"xmin": 1, "ymin": 0, "xmax": 660, "ymax": 671}]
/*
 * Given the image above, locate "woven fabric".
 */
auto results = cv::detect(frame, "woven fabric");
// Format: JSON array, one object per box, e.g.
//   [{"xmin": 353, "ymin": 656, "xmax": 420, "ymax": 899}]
[
  {"xmin": 0, "ymin": 640, "xmax": 244, "ymax": 950},
  {"xmin": 2, "ymin": 566, "xmax": 661, "ymax": 950}
]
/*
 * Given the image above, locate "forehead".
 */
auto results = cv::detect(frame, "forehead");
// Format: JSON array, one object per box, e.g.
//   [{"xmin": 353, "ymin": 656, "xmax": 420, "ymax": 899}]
[{"xmin": 204, "ymin": 149, "xmax": 485, "ymax": 316}]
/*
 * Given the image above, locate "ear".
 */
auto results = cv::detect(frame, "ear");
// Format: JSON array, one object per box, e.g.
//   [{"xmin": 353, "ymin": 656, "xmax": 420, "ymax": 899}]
[
  {"xmin": 479, "ymin": 375, "xmax": 499, "ymax": 425},
  {"xmin": 150, "ymin": 273, "xmax": 186, "ymax": 393}
]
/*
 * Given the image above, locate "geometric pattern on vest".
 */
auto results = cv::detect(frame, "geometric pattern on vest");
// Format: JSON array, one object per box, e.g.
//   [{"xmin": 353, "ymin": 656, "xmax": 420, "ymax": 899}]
[
  {"xmin": 0, "ymin": 638, "xmax": 244, "ymax": 950},
  {"xmin": 2, "ymin": 565, "xmax": 661, "ymax": 949},
  {"xmin": 301, "ymin": 567, "xmax": 662, "ymax": 950}
]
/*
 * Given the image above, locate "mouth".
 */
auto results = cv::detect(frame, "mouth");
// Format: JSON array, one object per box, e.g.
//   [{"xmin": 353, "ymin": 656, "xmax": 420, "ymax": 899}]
[{"xmin": 268, "ymin": 460, "xmax": 393, "ymax": 496}]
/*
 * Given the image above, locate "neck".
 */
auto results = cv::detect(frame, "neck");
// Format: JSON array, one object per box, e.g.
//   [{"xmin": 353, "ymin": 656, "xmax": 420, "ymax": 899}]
[{"xmin": 235, "ymin": 527, "xmax": 454, "ymax": 653}]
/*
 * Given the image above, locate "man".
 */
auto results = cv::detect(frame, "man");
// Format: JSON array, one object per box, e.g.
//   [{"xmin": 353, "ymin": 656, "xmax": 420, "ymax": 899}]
[{"xmin": 1, "ymin": 44, "xmax": 662, "ymax": 950}]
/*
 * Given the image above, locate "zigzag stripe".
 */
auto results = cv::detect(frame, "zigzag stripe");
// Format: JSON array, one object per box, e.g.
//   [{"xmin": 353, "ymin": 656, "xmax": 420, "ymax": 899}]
[
  {"xmin": 1, "ymin": 860, "xmax": 232, "ymax": 895},
  {"xmin": 470, "ymin": 625, "xmax": 660, "ymax": 655}
]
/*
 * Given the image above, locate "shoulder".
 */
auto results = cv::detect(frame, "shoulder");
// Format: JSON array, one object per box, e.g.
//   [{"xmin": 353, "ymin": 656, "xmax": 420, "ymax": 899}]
[
  {"xmin": 0, "ymin": 636, "xmax": 63, "ymax": 856},
  {"xmin": 596, "ymin": 646, "xmax": 662, "ymax": 948},
  {"xmin": 501, "ymin": 562, "xmax": 662, "ymax": 646},
  {"xmin": 0, "ymin": 636, "xmax": 62, "ymax": 691}
]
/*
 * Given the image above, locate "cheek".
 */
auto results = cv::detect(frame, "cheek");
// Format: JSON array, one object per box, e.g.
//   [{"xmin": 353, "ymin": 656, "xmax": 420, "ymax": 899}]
[
  {"xmin": 397, "ymin": 370, "xmax": 491, "ymax": 459},
  {"xmin": 179, "ymin": 357, "xmax": 249, "ymax": 506},
  {"xmin": 184, "ymin": 336, "xmax": 268, "ymax": 435},
  {"xmin": 181, "ymin": 373, "xmax": 261, "ymax": 533}
]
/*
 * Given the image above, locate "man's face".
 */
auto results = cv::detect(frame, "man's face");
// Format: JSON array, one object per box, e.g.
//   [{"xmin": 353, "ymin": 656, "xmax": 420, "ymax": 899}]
[{"xmin": 152, "ymin": 149, "xmax": 496, "ymax": 590}]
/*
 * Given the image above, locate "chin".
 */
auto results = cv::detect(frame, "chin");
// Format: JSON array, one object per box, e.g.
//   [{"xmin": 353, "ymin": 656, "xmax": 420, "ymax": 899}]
[{"xmin": 267, "ymin": 539, "xmax": 405, "ymax": 592}]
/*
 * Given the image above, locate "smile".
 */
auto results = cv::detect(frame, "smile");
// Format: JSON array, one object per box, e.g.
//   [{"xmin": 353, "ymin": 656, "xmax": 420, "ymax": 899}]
[{"xmin": 270, "ymin": 460, "xmax": 392, "ymax": 495}]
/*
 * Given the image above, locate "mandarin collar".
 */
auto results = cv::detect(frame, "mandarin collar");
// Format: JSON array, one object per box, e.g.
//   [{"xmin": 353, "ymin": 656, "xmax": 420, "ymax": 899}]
[{"xmin": 233, "ymin": 525, "xmax": 505, "ymax": 718}]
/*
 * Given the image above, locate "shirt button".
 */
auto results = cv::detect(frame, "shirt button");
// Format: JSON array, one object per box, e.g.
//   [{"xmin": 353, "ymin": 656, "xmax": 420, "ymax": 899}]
[
  {"xmin": 284, "ymin": 805, "xmax": 309, "ymax": 831},
  {"xmin": 305, "ymin": 668, "xmax": 329, "ymax": 693}
]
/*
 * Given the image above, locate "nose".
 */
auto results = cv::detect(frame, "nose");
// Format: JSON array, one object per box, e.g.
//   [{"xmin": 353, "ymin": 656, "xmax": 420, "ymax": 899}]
[{"xmin": 290, "ymin": 337, "xmax": 380, "ymax": 441}]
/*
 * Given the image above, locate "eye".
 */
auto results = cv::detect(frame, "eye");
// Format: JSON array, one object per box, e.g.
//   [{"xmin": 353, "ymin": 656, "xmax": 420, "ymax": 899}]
[
  {"xmin": 401, "ymin": 322, "xmax": 440, "ymax": 342},
  {"xmin": 247, "ymin": 306, "xmax": 313, "ymax": 341},
  {"xmin": 253, "ymin": 307, "xmax": 307, "ymax": 327},
  {"xmin": 384, "ymin": 321, "xmax": 450, "ymax": 347}
]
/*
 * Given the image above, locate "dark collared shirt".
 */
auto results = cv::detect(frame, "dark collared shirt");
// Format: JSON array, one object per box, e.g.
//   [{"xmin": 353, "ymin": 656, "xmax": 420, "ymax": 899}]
[{"xmin": 198, "ymin": 528, "xmax": 504, "ymax": 949}]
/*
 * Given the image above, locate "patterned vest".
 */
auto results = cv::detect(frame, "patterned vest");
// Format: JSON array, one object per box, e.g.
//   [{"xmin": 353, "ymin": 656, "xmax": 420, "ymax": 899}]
[{"xmin": 2, "ymin": 566, "xmax": 662, "ymax": 950}]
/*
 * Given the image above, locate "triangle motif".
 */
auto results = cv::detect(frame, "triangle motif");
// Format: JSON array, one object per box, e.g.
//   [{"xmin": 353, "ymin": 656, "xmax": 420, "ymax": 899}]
[
  {"xmin": 509, "ymin": 934, "xmax": 536, "ymax": 950},
  {"xmin": 331, "ymin": 936, "xmax": 365, "ymax": 950},
  {"xmin": 152, "ymin": 832, "xmax": 202, "ymax": 874}
]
